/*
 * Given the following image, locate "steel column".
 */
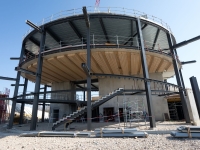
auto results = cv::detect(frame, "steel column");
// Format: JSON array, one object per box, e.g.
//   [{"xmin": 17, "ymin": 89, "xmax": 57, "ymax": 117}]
[
  {"xmin": 174, "ymin": 50, "xmax": 186, "ymax": 95},
  {"xmin": 8, "ymin": 43, "xmax": 25, "ymax": 129},
  {"xmin": 190, "ymin": 76, "xmax": 200, "ymax": 117},
  {"xmin": 30, "ymin": 27, "xmax": 46, "ymax": 130},
  {"xmin": 86, "ymin": 23, "xmax": 92, "ymax": 131},
  {"xmin": 41, "ymin": 85, "xmax": 47, "ymax": 122},
  {"xmin": 136, "ymin": 18, "xmax": 156, "ymax": 128},
  {"xmin": 19, "ymin": 78, "xmax": 28, "ymax": 124},
  {"xmin": 167, "ymin": 33, "xmax": 190, "ymax": 123}
]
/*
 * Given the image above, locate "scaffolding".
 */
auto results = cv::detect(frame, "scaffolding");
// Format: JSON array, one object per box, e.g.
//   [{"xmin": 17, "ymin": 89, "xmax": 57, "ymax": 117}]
[
  {"xmin": 0, "ymin": 93, "xmax": 8, "ymax": 124},
  {"xmin": 168, "ymin": 102, "xmax": 179, "ymax": 120},
  {"xmin": 122, "ymin": 96, "xmax": 146, "ymax": 127}
]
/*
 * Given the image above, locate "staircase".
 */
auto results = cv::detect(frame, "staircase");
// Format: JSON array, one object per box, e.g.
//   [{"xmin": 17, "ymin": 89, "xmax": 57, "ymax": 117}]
[{"xmin": 52, "ymin": 88, "xmax": 124, "ymax": 130}]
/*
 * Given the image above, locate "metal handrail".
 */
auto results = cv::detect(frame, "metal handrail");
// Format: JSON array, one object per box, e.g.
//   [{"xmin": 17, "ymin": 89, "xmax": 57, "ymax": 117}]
[
  {"xmin": 21, "ymin": 34, "xmax": 173, "ymax": 66},
  {"xmin": 23, "ymin": 6, "xmax": 172, "ymax": 39}
]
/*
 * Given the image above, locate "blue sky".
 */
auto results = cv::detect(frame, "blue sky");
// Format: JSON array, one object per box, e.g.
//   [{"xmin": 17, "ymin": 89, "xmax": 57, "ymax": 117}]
[{"xmin": 0, "ymin": 0, "xmax": 200, "ymax": 96}]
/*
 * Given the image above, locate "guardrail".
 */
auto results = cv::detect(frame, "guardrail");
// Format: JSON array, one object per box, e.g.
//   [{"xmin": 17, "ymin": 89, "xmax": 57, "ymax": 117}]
[
  {"xmin": 21, "ymin": 34, "xmax": 174, "ymax": 66},
  {"xmin": 23, "ymin": 6, "xmax": 172, "ymax": 39}
]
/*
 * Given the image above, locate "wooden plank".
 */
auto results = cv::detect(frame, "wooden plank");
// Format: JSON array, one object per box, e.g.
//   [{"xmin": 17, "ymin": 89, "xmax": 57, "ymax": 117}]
[
  {"xmin": 149, "ymin": 57, "xmax": 161, "ymax": 73},
  {"xmin": 137, "ymin": 53, "xmax": 141, "ymax": 75},
  {"xmin": 140, "ymin": 54, "xmax": 151, "ymax": 74},
  {"xmin": 118, "ymin": 51, "xmax": 129, "ymax": 75},
  {"xmin": 46, "ymin": 58, "xmax": 75, "ymax": 81},
  {"xmin": 32, "ymin": 63, "xmax": 63, "ymax": 82},
  {"xmin": 27, "ymin": 65, "xmax": 57, "ymax": 83},
  {"xmin": 131, "ymin": 53, "xmax": 138, "ymax": 75},
  {"xmin": 57, "ymin": 55, "xmax": 86, "ymax": 79},
  {"xmin": 92, "ymin": 51, "xmax": 112, "ymax": 74},
  {"xmin": 67, "ymin": 53, "xmax": 86, "ymax": 76},
  {"xmin": 105, "ymin": 52, "xmax": 120, "ymax": 74},
  {"xmin": 79, "ymin": 52, "xmax": 102, "ymax": 73},
  {"xmin": 114, "ymin": 51, "xmax": 123, "ymax": 75},
  {"xmin": 127, "ymin": 52, "xmax": 131, "ymax": 75},
  {"xmin": 54, "ymin": 57, "xmax": 81, "ymax": 79},
  {"xmin": 157, "ymin": 59, "xmax": 169, "ymax": 72},
  {"xmin": 166, "ymin": 62, "xmax": 173, "ymax": 71}
]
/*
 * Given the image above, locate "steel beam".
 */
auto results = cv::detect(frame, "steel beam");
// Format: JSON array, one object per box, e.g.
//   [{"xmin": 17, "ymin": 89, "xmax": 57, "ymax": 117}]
[
  {"xmin": 99, "ymin": 18, "xmax": 110, "ymax": 43},
  {"xmin": 41, "ymin": 85, "xmax": 47, "ymax": 122},
  {"xmin": 0, "ymin": 76, "xmax": 16, "ymax": 81},
  {"xmin": 10, "ymin": 57, "xmax": 20, "ymax": 60},
  {"xmin": 11, "ymin": 84, "xmax": 25, "ymax": 86},
  {"xmin": 29, "ymin": 37, "xmax": 40, "ymax": 47},
  {"xmin": 152, "ymin": 29, "xmax": 160, "ymax": 50},
  {"xmin": 73, "ymin": 79, "xmax": 98, "ymax": 84},
  {"xmin": 8, "ymin": 43, "xmax": 25, "ymax": 129},
  {"xmin": 136, "ymin": 17, "xmax": 156, "ymax": 128},
  {"xmin": 167, "ymin": 33, "xmax": 190, "ymax": 123},
  {"xmin": 83, "ymin": 6, "xmax": 92, "ymax": 131},
  {"xmin": 15, "ymin": 67, "xmax": 36, "ymax": 76},
  {"xmin": 172, "ymin": 34, "xmax": 200, "ymax": 49},
  {"xmin": 174, "ymin": 50, "xmax": 186, "ymax": 96},
  {"xmin": 190, "ymin": 76, "xmax": 200, "ymax": 117},
  {"xmin": 30, "ymin": 27, "xmax": 46, "ymax": 130},
  {"xmin": 181, "ymin": 60, "xmax": 196, "ymax": 65},
  {"xmin": 46, "ymin": 29, "xmax": 60, "ymax": 43},
  {"xmin": 124, "ymin": 24, "xmax": 148, "ymax": 45},
  {"xmin": 68, "ymin": 21, "xmax": 83, "ymax": 40},
  {"xmin": 19, "ymin": 78, "xmax": 28, "ymax": 124}
]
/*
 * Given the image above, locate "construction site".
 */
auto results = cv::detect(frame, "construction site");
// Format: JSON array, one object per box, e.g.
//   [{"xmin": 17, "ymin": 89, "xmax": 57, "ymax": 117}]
[{"xmin": 1, "ymin": 3, "xmax": 200, "ymax": 142}]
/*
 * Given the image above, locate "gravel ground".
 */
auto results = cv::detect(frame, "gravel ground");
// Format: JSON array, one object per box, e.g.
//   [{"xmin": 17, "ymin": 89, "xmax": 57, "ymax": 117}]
[{"xmin": 0, "ymin": 121, "xmax": 200, "ymax": 150}]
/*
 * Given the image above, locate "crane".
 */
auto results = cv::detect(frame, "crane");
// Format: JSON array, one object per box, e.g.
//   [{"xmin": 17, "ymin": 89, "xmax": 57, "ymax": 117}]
[{"xmin": 95, "ymin": 0, "xmax": 100, "ymax": 12}]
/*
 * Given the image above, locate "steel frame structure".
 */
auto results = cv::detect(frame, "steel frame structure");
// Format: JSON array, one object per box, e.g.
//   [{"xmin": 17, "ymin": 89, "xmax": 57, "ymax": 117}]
[{"xmin": 5, "ymin": 6, "xmax": 200, "ymax": 130}]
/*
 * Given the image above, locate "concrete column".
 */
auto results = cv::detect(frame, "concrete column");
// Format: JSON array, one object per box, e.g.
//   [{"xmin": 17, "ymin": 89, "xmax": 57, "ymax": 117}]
[{"xmin": 185, "ymin": 89, "xmax": 200, "ymax": 125}]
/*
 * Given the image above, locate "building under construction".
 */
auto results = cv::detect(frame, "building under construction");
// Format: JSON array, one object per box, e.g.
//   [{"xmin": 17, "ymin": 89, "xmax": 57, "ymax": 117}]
[
  {"xmin": 1, "ymin": 6, "xmax": 200, "ymax": 131},
  {"xmin": 0, "ymin": 93, "xmax": 9, "ymax": 124}
]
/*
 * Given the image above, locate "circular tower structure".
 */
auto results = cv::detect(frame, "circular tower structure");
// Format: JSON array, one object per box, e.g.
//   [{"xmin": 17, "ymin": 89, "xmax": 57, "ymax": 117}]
[{"xmin": 15, "ymin": 7, "xmax": 188, "ymax": 130}]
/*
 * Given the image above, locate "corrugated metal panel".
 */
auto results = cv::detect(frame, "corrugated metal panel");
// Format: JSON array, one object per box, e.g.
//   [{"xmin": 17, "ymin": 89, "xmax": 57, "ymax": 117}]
[
  {"xmin": 102, "ymin": 18, "xmax": 131, "ymax": 45},
  {"xmin": 45, "ymin": 33, "xmax": 59, "ymax": 49},
  {"xmin": 49, "ymin": 22, "xmax": 81, "ymax": 46},
  {"xmin": 72, "ymin": 19, "xmax": 87, "ymax": 39},
  {"xmin": 142, "ymin": 25, "xmax": 157, "ymax": 49},
  {"xmin": 154, "ymin": 30, "xmax": 169, "ymax": 51},
  {"xmin": 24, "ymin": 14, "xmax": 171, "ymax": 54},
  {"xmin": 90, "ymin": 18, "xmax": 107, "ymax": 44},
  {"xmin": 25, "ymin": 40, "xmax": 39, "ymax": 54}
]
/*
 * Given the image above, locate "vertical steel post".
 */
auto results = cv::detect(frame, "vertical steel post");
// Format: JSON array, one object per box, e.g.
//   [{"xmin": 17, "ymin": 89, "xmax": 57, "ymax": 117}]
[
  {"xmin": 19, "ymin": 78, "xmax": 28, "ymax": 124},
  {"xmin": 30, "ymin": 27, "xmax": 46, "ymax": 130},
  {"xmin": 136, "ymin": 18, "xmax": 156, "ymax": 128},
  {"xmin": 8, "ymin": 43, "xmax": 25, "ymax": 129},
  {"xmin": 87, "ymin": 21, "xmax": 92, "ymax": 131},
  {"xmin": 167, "ymin": 33, "xmax": 190, "ymax": 123},
  {"xmin": 83, "ymin": 84, "xmax": 86, "ymax": 101},
  {"xmin": 174, "ymin": 50, "xmax": 186, "ymax": 95},
  {"xmin": 41, "ymin": 85, "xmax": 47, "ymax": 122},
  {"xmin": 190, "ymin": 76, "xmax": 200, "ymax": 117}
]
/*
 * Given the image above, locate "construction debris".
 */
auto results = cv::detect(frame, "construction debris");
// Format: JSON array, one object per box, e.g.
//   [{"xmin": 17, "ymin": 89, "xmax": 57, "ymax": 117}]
[
  {"xmin": 94, "ymin": 128, "xmax": 148, "ymax": 138},
  {"xmin": 171, "ymin": 126, "xmax": 200, "ymax": 138}
]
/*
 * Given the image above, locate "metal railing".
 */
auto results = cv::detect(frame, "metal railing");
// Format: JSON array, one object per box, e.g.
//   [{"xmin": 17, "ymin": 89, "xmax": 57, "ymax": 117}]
[
  {"xmin": 23, "ymin": 6, "xmax": 172, "ymax": 39},
  {"xmin": 22, "ymin": 34, "xmax": 173, "ymax": 65}
]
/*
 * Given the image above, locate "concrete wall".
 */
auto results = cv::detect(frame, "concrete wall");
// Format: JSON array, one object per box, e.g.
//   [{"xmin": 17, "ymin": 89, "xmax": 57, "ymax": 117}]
[
  {"xmin": 98, "ymin": 73, "xmax": 169, "ymax": 121},
  {"xmin": 50, "ymin": 81, "xmax": 76, "ymax": 122}
]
